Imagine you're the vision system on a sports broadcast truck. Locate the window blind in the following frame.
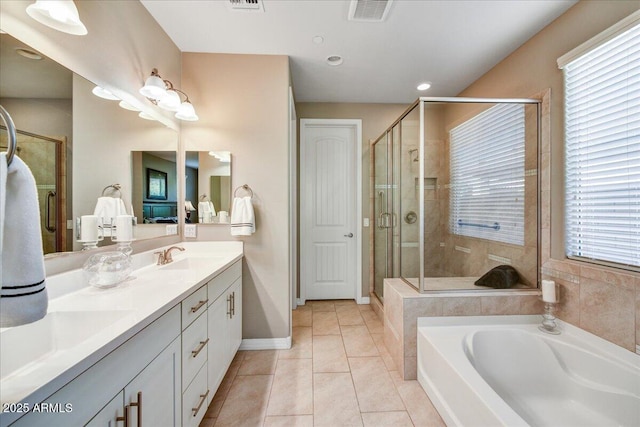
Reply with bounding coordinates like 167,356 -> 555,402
563,20 -> 640,269
449,103 -> 525,246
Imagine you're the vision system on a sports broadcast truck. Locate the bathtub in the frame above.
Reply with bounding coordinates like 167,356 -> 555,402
417,315 -> 640,427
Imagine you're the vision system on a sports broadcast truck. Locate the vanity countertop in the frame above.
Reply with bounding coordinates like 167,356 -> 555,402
0,241 -> 243,411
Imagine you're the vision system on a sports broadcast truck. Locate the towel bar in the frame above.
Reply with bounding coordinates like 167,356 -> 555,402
0,105 -> 17,167
102,184 -> 122,198
233,184 -> 254,198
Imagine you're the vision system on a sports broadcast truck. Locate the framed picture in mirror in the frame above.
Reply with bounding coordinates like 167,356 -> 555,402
147,168 -> 168,200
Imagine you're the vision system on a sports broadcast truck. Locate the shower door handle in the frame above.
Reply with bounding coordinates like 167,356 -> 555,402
344,233 -> 353,238
377,191 -> 385,229
46,190 -> 56,233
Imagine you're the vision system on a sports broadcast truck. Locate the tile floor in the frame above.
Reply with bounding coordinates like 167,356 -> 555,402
199,300 -> 445,426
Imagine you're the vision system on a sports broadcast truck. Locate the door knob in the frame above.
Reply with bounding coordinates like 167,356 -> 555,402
344,233 -> 354,238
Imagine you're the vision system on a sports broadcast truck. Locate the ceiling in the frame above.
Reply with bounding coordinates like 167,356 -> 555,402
141,0 -> 577,104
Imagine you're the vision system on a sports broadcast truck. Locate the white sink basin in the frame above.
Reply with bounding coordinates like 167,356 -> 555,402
161,256 -> 223,270
0,310 -> 130,380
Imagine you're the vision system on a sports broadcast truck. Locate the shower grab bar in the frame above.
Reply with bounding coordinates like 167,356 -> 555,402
0,105 -> 17,167
457,220 -> 500,231
46,191 -> 57,232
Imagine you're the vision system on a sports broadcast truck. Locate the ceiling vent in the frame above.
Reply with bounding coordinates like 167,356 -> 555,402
226,0 -> 264,12
348,0 -> 393,22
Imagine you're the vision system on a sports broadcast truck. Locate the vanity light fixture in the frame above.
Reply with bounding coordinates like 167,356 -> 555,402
138,111 -> 156,121
26,0 -> 88,36
15,48 -> 42,60
140,68 -> 199,121
92,86 -> 120,101
118,100 -> 140,112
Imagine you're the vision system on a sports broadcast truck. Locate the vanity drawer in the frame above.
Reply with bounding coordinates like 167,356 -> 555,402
207,260 -> 242,304
182,311 -> 208,391
182,363 -> 209,427
182,284 -> 208,330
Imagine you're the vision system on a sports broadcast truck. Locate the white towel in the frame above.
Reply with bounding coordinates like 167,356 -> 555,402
198,201 -> 216,223
0,153 -> 48,327
94,196 -> 127,236
230,196 -> 255,236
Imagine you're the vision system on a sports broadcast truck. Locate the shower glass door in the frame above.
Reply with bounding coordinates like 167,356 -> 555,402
373,131 -> 391,301
1,129 -> 65,254
372,123 -> 401,302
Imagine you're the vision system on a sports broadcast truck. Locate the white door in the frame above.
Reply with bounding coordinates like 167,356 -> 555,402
301,119 -> 361,301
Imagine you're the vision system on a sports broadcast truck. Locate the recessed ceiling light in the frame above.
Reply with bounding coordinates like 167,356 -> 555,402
417,82 -> 432,91
326,55 -> 343,66
313,36 -> 324,44
15,48 -> 42,60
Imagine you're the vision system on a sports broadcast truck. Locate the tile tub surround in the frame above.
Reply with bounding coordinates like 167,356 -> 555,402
200,300 -> 445,427
383,279 -> 543,380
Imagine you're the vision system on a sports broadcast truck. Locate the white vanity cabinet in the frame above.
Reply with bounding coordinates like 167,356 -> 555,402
11,306 -> 182,427
207,260 -> 242,405
86,337 -> 181,427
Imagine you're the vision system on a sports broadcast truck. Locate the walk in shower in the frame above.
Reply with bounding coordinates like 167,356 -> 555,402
372,97 -> 540,299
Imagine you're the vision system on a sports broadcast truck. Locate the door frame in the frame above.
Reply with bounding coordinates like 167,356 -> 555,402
299,118 -> 364,305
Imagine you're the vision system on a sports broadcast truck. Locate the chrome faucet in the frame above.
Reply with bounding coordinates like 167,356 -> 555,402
154,246 -> 185,265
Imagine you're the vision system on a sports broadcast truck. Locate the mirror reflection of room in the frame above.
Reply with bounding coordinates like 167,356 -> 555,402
186,151 -> 231,224
131,151 -> 178,224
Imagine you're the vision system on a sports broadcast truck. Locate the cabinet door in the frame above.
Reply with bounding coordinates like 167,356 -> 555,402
207,290 -> 230,404
228,278 -> 242,356
124,337 -> 181,427
85,392 -> 124,427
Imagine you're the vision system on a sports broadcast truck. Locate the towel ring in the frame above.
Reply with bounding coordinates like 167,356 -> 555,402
102,184 -> 122,198
200,194 -> 209,201
0,105 -> 18,167
234,184 -> 254,198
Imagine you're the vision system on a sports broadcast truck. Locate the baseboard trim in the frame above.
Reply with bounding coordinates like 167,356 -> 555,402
296,298 -> 305,306
240,336 -> 292,351
357,296 -> 370,305
636,344 -> 640,355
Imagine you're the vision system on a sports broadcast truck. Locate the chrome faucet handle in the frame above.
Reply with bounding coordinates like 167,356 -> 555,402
163,246 -> 185,264
153,251 -> 165,265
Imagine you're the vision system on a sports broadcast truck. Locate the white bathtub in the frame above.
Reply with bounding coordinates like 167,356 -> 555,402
417,315 -> 640,427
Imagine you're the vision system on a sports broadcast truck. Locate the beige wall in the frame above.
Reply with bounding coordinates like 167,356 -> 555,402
296,103 -> 409,298
458,0 -> 640,351
181,53 -> 291,340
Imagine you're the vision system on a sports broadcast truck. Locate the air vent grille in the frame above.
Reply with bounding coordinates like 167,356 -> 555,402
348,0 -> 393,22
227,0 -> 264,12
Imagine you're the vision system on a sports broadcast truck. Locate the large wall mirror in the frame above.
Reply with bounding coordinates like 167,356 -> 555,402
0,33 -> 178,255
186,151 -> 232,224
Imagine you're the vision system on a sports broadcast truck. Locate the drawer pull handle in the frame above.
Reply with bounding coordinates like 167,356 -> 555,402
190,299 -> 208,313
116,406 -> 128,426
192,389 -> 210,417
129,391 -> 142,427
227,295 -> 232,318
191,338 -> 209,358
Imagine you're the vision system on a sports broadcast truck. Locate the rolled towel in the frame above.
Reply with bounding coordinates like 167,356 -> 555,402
230,196 -> 255,236
1,153 -> 48,327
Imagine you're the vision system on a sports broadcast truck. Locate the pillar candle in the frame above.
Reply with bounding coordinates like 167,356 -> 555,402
541,279 -> 557,303
80,215 -> 99,241
115,215 -> 134,241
